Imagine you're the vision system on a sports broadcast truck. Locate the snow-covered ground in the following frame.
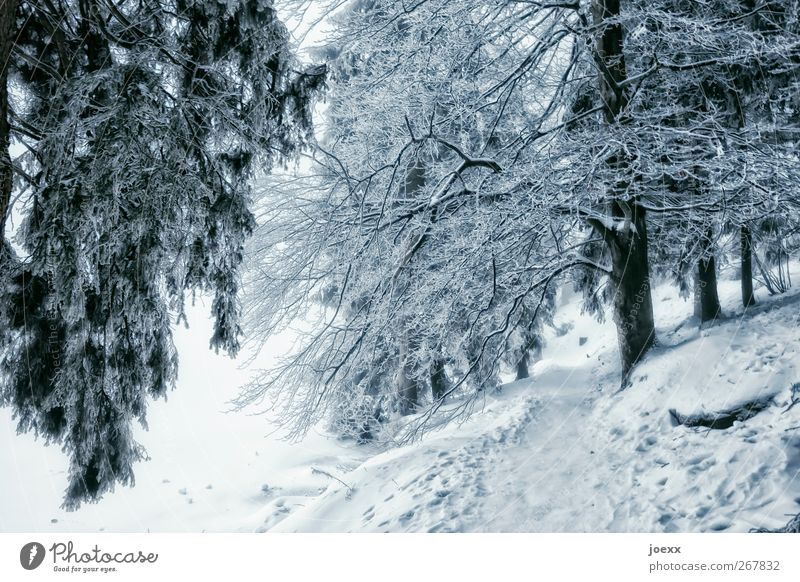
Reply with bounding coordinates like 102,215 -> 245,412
273,271 -> 800,533
0,299 -> 368,532
3,271 -> 800,532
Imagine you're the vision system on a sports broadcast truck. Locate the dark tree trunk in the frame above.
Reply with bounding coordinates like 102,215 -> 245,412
741,224 -> 756,308
516,353 -> 530,381
694,257 -> 722,322
396,373 -> 419,416
606,204 -> 656,381
592,0 -> 656,381
592,0 -> 628,123
515,335 -> 542,381
0,0 -> 18,245
694,229 -> 722,322
430,357 -> 447,401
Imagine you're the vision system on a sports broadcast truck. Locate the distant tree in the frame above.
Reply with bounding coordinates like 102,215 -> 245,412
713,0 -> 800,308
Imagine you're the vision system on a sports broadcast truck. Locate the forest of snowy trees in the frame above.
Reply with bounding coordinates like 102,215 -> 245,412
1,0 -> 799,529
240,0 -> 800,441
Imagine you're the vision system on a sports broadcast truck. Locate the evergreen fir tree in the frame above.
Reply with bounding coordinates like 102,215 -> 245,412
0,0 -> 323,508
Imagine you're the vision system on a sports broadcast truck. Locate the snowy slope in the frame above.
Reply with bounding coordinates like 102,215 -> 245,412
3,272 -> 800,533
0,299 -> 368,532
271,273 -> 800,533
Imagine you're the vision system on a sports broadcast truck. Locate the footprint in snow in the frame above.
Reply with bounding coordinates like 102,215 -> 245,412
695,506 -> 711,518
398,510 -> 415,523
685,453 -> 713,466
610,426 -> 626,438
635,436 -> 658,452
687,457 -> 716,475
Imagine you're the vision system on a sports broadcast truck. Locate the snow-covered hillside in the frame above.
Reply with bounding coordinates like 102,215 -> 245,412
271,274 -> 800,533
0,298 -> 369,532
2,273 -> 800,533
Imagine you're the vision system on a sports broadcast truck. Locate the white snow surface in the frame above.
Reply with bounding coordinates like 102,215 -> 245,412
0,299 -> 367,532
274,273 -> 800,533
3,273 -> 800,532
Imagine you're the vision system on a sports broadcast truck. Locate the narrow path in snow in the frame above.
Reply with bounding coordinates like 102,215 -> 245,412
271,276 -> 800,533
271,365 -> 612,532
451,366 -> 605,532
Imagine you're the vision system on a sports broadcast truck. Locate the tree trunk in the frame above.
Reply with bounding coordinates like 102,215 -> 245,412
515,335 -> 542,381
592,0 -> 656,381
741,224 -> 756,308
516,353 -> 530,381
694,257 -> 722,322
430,357 -> 447,401
396,331 -> 420,416
607,204 -> 656,381
592,0 -> 628,124
394,320 -> 422,417
0,0 -> 18,246
694,228 -> 722,322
